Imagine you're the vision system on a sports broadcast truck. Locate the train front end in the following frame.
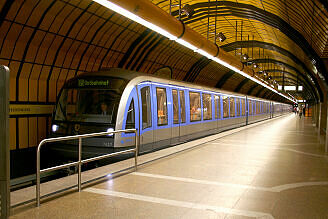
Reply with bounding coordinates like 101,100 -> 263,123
49,75 -> 128,159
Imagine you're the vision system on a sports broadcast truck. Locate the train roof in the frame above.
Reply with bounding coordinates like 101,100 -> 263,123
72,68 -> 289,104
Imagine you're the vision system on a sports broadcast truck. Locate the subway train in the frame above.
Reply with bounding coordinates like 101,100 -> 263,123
49,68 -> 291,159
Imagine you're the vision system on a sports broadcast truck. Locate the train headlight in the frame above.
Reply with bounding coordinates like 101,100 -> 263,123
107,128 -> 114,136
52,124 -> 59,132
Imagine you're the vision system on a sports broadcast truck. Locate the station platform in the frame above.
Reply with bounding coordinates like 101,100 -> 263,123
10,114 -> 328,218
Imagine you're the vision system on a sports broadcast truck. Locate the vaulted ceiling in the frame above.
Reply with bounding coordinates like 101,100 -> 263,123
0,0 -> 327,104
150,0 -> 328,102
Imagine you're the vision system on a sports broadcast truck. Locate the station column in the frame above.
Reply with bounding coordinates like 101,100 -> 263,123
0,65 -> 10,218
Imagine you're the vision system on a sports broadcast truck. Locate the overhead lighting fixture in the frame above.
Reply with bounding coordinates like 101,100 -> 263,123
217,32 -> 226,42
284,86 -> 296,91
263,71 -> 267,76
241,54 -> 249,61
252,63 -> 258,68
92,0 -> 296,104
93,0 -> 177,41
181,4 -> 195,18
268,75 -> 272,80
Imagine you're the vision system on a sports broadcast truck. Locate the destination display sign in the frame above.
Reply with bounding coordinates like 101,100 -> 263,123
78,79 -> 110,87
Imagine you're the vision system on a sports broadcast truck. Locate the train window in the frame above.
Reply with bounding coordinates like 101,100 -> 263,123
267,103 -> 270,113
263,102 -> 266,113
214,95 -> 220,119
125,99 -> 135,129
141,86 -> 152,129
230,97 -> 235,117
256,101 -> 260,114
172,89 -> 179,124
236,98 -> 240,116
241,98 -> 245,116
218,96 -> 221,119
180,90 -> 186,123
223,96 -> 229,118
248,100 -> 252,115
255,101 -> 257,114
189,92 -> 201,121
156,87 -> 168,126
202,93 -> 212,120
66,89 -> 77,116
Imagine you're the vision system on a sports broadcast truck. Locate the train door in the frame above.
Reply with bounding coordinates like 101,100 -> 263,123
137,82 -> 154,152
214,95 -> 220,131
170,88 -> 184,144
178,89 -> 187,142
153,84 -> 171,149
245,96 -> 249,125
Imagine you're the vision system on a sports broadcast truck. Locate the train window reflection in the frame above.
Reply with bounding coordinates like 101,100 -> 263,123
230,97 -> 235,117
141,86 -> 152,129
256,101 -> 260,114
202,93 -> 212,120
156,87 -> 168,126
223,96 -> 229,118
241,98 -> 245,116
236,98 -> 240,116
214,95 -> 219,119
125,99 -> 135,129
179,90 -> 186,123
189,92 -> 201,121
54,89 -> 120,123
248,100 -> 252,115
172,89 -> 179,124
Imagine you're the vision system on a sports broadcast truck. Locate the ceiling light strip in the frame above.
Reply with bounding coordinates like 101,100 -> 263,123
93,0 -> 296,103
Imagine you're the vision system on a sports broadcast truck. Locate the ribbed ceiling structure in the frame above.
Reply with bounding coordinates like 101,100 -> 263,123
151,0 -> 328,102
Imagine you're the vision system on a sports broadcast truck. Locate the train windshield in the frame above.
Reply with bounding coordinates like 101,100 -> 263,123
54,78 -> 127,124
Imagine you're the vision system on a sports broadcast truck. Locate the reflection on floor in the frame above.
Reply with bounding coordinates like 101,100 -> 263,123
11,115 -> 328,219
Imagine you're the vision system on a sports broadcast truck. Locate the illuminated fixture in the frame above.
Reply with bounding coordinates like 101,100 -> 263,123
52,124 -> 58,132
181,4 -> 195,18
217,32 -> 226,42
258,70 -> 263,74
252,63 -> 258,68
268,75 -> 272,80
263,71 -> 267,76
241,54 -> 249,61
92,0 -> 297,104
277,85 -> 303,91
107,128 -> 114,136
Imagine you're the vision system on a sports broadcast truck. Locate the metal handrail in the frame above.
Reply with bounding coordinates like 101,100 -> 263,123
36,128 -> 138,207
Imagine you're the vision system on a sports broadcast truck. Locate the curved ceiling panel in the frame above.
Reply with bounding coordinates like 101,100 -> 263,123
151,0 -> 328,102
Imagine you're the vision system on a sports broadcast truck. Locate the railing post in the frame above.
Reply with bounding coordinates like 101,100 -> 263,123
36,143 -> 42,207
134,129 -> 138,171
35,128 -> 136,206
78,138 -> 82,192
0,65 -> 10,217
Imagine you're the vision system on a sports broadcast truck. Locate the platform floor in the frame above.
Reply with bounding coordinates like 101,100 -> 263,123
11,115 -> 328,219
